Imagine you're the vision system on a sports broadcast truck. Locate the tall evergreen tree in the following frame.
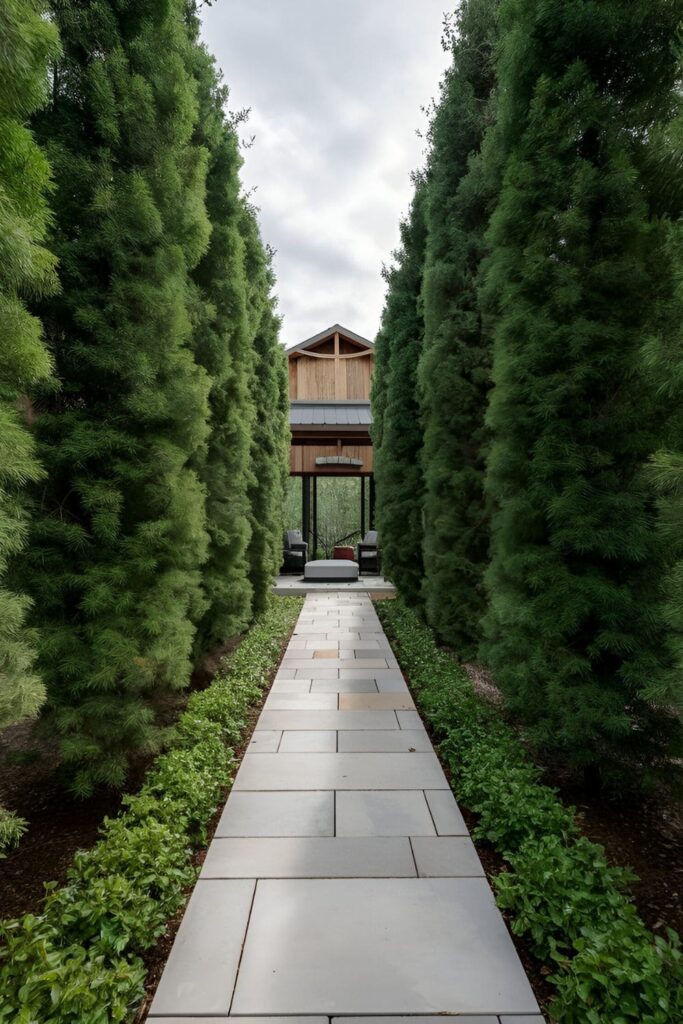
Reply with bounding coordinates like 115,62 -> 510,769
644,105 -> 683,717
371,180 -> 427,604
246,262 -> 289,614
188,35 -> 255,652
25,0 -> 212,795
481,0 -> 683,782
0,0 -> 58,730
419,0 -> 498,656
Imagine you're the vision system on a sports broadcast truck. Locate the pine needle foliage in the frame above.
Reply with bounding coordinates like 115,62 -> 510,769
371,181 -> 428,605
24,0 -> 212,796
481,0 -> 683,783
246,276 -> 289,616
418,0 -> 499,657
188,35 -> 255,652
0,0 -> 58,730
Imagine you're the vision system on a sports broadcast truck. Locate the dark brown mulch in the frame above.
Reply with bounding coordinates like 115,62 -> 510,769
0,638 -> 241,921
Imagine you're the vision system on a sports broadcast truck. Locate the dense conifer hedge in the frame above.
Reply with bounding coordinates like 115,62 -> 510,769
0,0 -> 60,847
0,0 -> 58,729
372,0 -> 683,784
419,0 -> 498,657
0,1 -> 290,798
372,181 -> 427,606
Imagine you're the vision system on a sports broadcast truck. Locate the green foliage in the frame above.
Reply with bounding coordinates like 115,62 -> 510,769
378,597 -> 683,1024
245,235 -> 289,615
371,181 -> 427,604
0,808 -> 28,857
0,0 -> 58,731
21,0 -> 213,796
418,0 -> 498,657
0,596 -> 301,1024
480,0 -> 683,781
189,36 -> 255,651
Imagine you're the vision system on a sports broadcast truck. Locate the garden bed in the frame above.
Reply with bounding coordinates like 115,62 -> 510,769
376,598 -> 682,1024
0,596 -> 302,1024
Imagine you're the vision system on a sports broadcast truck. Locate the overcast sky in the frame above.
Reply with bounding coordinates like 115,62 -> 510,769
199,0 -> 450,347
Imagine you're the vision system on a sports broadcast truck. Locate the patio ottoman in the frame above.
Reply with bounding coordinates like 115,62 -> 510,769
304,559 -> 359,582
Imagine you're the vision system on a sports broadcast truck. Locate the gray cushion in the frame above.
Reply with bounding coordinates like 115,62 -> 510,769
304,559 -> 359,581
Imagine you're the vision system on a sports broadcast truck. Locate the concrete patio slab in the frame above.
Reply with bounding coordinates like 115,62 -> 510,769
269,678 -> 312,693
411,836 -> 484,876
215,791 -> 334,837
264,692 -> 337,709
337,729 -> 431,752
231,878 -> 539,1015
256,708 -> 400,730
425,789 -> 468,835
149,879 -> 254,1016
233,752 -> 449,790
339,692 -> 415,710
310,678 -> 378,692
278,730 -> 337,752
336,790 -> 436,836
333,1018 -> 498,1024
248,730 -> 282,752
396,709 -> 423,729
201,837 -> 416,878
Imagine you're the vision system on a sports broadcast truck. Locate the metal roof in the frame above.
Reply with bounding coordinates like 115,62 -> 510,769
290,400 -> 373,427
286,324 -> 374,356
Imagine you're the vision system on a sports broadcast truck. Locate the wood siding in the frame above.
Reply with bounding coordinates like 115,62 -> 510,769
290,443 -> 374,475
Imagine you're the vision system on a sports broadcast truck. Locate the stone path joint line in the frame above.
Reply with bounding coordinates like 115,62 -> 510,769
148,592 -> 544,1021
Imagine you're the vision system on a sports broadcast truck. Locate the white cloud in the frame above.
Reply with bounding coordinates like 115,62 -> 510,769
200,0 -> 450,346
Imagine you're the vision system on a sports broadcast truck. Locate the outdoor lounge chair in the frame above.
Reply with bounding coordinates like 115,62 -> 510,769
282,529 -> 308,574
357,530 -> 379,575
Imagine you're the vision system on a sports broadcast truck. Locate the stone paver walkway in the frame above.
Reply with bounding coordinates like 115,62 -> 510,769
148,593 -> 543,1022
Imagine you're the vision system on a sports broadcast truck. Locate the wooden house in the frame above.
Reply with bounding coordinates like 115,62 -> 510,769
287,324 -> 375,551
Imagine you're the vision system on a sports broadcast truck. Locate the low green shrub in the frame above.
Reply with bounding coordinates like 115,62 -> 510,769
0,807 -> 27,856
0,595 -> 302,1024
377,598 -> 682,1024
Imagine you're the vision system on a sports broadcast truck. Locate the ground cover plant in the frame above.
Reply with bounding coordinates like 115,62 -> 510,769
0,595 -> 301,1024
376,598 -> 683,1024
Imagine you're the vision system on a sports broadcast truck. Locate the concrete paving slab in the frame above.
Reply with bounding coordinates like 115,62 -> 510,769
333,1018 -> 498,1024
337,729 -> 431,752
310,678 -> 378,693
149,879 -> 254,1016
215,791 -> 334,837
269,678 -> 312,693
231,878 -> 540,1014
201,837 -> 416,878
295,667 -> 339,679
339,692 -> 415,710
497,1015 -> 544,1024
264,692 -> 337,710
499,1017 -> 546,1023
248,730 -> 282,752
411,836 -> 484,876
425,789 -> 468,835
233,752 -> 449,791
256,709 -> 400,730
279,730 -> 337,752
396,709 -> 423,729
336,791 -> 435,836
151,1019 -> 328,1024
